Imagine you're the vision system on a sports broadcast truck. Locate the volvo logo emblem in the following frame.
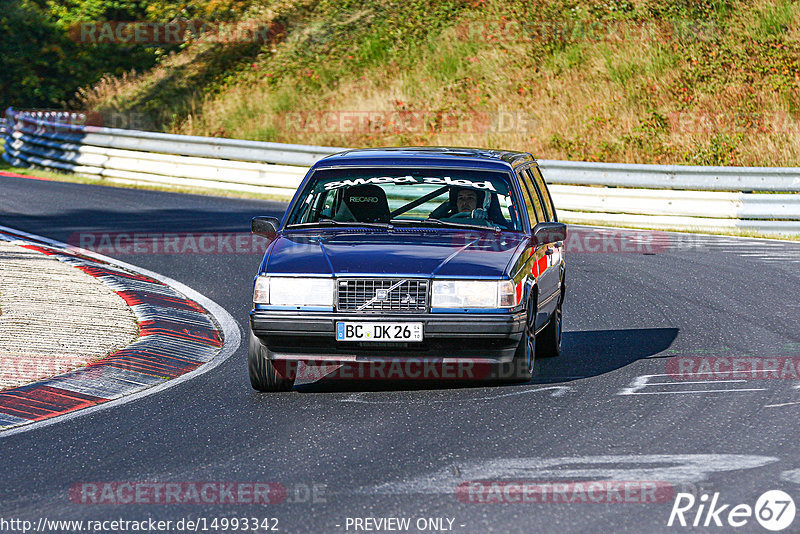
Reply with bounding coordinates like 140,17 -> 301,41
357,280 -> 408,311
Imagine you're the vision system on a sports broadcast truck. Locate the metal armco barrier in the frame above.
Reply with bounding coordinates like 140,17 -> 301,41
3,108 -> 800,235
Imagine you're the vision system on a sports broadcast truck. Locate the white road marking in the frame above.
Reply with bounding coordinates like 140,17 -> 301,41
765,402 -> 800,408
0,224 -> 242,439
653,380 -> 751,385
623,390 -> 767,395
781,469 -> 800,485
618,374 -> 767,396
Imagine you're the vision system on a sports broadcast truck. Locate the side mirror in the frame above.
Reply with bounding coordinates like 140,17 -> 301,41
532,222 -> 567,245
251,216 -> 280,238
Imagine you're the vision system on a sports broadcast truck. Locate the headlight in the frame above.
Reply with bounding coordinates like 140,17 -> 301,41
253,276 -> 334,307
431,280 -> 522,308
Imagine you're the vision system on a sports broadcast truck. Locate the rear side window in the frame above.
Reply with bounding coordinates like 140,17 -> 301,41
515,169 -> 537,228
531,166 -> 557,222
518,168 -> 545,227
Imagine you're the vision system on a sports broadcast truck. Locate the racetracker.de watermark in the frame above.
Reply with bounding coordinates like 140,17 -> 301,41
448,228 -> 680,254
454,19 -> 720,43
68,20 -> 285,45
68,232 -> 272,255
457,480 -> 674,503
69,482 -> 326,505
286,360 -> 497,381
668,111 -> 800,135
13,110 -> 155,132
66,228 -> 689,256
667,357 -> 800,380
0,358 -> 82,384
274,110 -> 539,135
563,228 -> 672,254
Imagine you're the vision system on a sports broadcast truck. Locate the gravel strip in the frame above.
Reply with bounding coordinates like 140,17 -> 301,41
0,241 -> 139,389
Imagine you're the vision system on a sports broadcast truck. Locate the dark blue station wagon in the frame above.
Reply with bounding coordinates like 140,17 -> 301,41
249,147 -> 566,391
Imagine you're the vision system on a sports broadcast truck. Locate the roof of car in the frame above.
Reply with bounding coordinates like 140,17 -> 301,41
311,147 -> 535,171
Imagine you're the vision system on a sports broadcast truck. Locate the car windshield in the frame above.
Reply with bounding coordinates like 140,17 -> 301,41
285,168 -> 523,231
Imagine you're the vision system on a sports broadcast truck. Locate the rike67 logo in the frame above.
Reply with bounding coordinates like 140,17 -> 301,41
668,490 -> 796,531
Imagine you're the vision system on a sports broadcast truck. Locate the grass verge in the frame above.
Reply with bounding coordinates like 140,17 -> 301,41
75,0 -> 800,167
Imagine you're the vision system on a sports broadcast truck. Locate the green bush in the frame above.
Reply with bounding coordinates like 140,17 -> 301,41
1,0 -> 169,110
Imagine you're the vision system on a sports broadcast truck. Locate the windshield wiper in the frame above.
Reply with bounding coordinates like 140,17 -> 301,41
286,218 -> 394,229
390,218 -> 500,232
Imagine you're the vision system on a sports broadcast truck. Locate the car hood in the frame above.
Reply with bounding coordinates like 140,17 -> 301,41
263,229 -> 527,278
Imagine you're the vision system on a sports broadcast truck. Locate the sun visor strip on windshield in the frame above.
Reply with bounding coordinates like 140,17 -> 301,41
310,173 -> 511,196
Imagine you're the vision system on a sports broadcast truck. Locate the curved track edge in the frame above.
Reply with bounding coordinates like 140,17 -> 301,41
0,224 -> 241,437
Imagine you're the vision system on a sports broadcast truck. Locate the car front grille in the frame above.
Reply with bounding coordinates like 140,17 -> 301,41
337,278 -> 428,312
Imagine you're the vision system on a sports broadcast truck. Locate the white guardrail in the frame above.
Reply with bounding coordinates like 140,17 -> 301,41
3,108 -> 800,235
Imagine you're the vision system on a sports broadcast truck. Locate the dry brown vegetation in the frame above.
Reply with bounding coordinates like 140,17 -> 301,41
77,0 -> 800,166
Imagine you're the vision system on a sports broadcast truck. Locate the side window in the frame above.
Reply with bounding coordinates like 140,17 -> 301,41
531,166 -> 557,222
520,169 -> 546,226
515,168 -> 539,229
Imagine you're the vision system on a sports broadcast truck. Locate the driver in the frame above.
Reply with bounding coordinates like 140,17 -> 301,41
428,186 -> 490,221
429,185 -> 509,227
456,189 -> 479,214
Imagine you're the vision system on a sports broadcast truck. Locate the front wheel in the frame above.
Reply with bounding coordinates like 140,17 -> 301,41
536,303 -> 562,359
497,322 -> 535,382
248,330 -> 295,392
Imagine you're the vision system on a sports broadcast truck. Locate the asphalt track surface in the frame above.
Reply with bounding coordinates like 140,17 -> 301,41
2,175 -> 800,534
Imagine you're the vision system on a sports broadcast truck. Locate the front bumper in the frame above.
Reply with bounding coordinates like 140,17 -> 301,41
250,310 -> 525,363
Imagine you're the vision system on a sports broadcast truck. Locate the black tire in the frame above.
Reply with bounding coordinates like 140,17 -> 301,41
536,303 -> 562,359
248,330 -> 295,392
511,323 -> 535,381
497,316 -> 535,382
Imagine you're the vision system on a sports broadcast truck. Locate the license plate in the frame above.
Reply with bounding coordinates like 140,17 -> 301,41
336,322 -> 423,342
